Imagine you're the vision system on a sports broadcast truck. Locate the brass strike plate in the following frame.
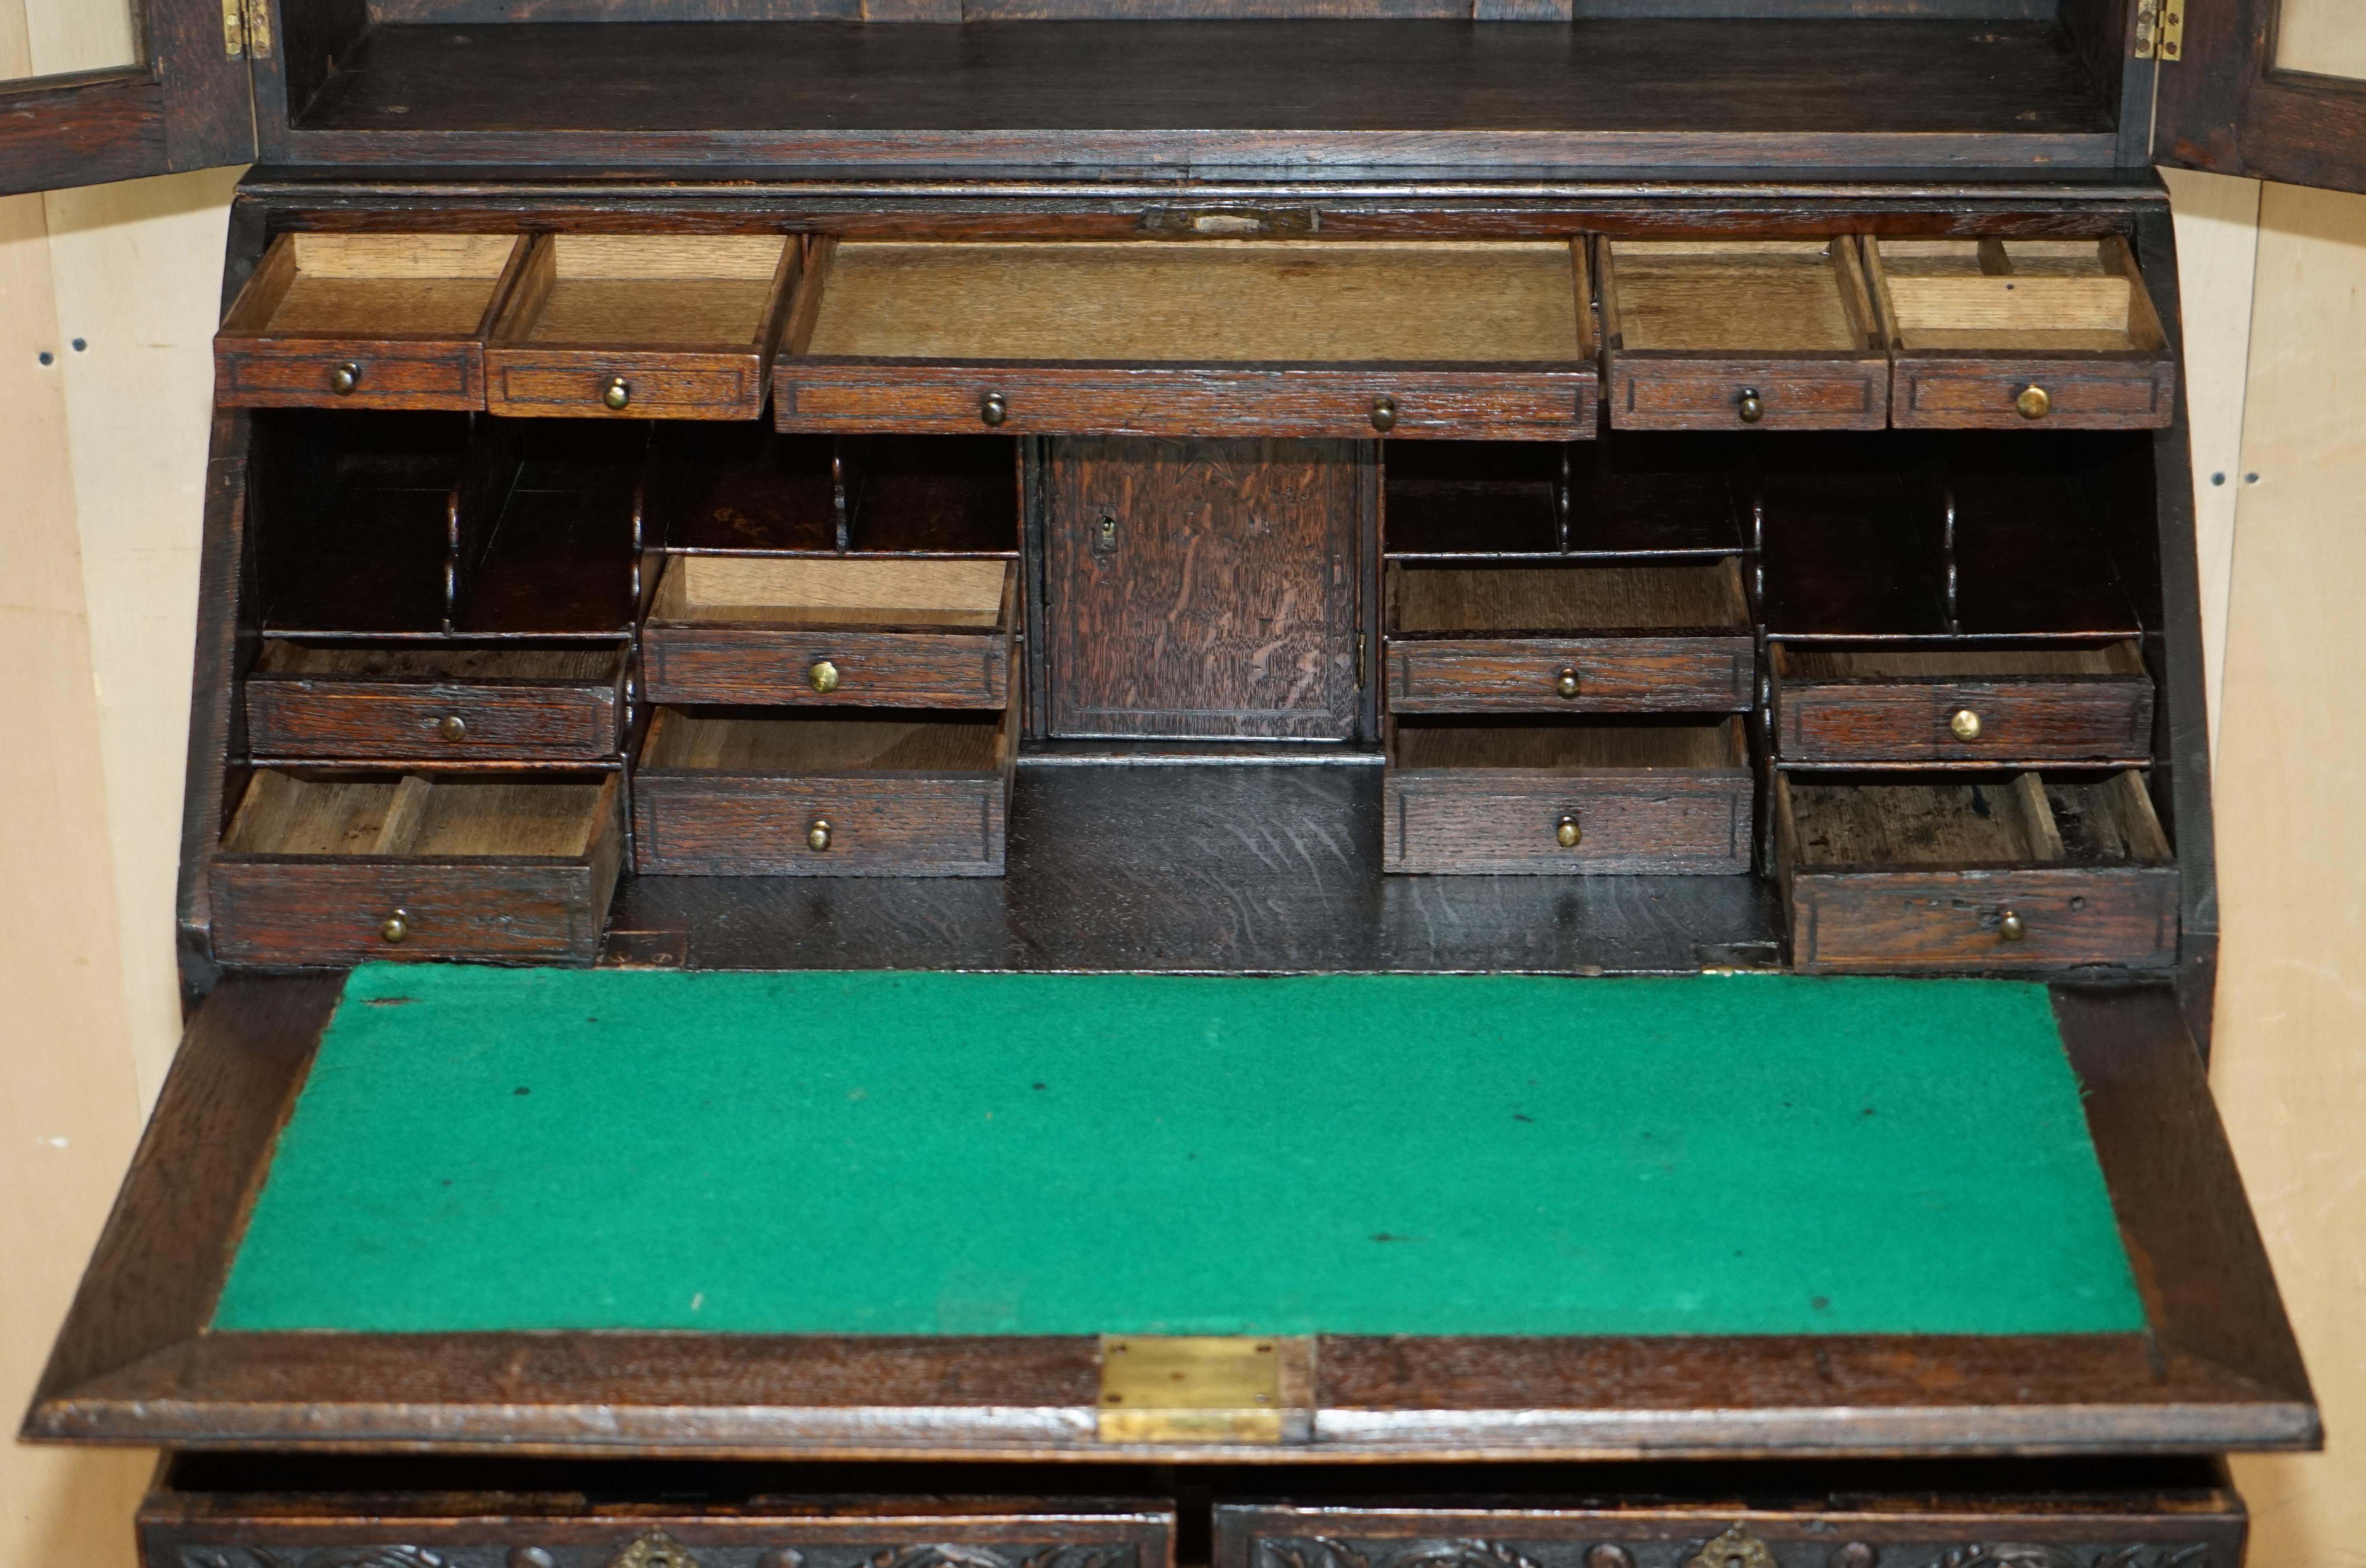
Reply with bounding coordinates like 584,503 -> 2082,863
1095,1334 -> 1314,1444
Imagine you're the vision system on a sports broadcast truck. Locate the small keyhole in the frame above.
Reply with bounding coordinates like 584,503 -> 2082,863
1095,514 -> 1119,556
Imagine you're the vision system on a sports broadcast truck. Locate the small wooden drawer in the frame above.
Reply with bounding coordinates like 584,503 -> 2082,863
1600,238 -> 1888,430
775,239 -> 1599,439
214,233 -> 523,410
245,643 -> 629,761
1384,559 -> 1753,714
642,555 -> 1014,708
1384,716 -> 1751,874
1870,236 -> 2176,429
1776,770 -> 2178,972
211,771 -> 624,965
633,706 -> 1013,876
1771,641 -> 2154,765
486,234 -> 798,420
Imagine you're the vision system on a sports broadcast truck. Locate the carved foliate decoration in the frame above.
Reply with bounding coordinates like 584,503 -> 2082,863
2091,1549 -> 2211,1568
180,1549 -> 447,1568
1687,1526 -> 1779,1568
868,1546 -> 1018,1568
1259,1537 -> 1543,1568
611,1532 -> 702,1568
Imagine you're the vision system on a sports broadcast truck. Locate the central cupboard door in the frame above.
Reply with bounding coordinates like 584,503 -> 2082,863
1044,437 -> 1365,740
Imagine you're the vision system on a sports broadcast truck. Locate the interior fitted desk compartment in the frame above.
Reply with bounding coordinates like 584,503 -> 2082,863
1775,772 -> 2177,972
775,241 -> 1598,439
633,706 -> 1014,876
214,234 -> 523,410
1870,237 -> 2176,429
210,772 -> 625,965
1771,642 -> 2154,767
1599,240 -> 1888,430
485,235 -> 797,420
1384,561 -> 1753,714
245,644 -> 629,763
643,557 -> 1015,709
1385,717 -> 1750,874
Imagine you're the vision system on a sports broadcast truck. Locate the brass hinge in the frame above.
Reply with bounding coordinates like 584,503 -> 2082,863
1095,1335 -> 1314,1445
222,0 -> 272,58
2134,0 -> 2184,61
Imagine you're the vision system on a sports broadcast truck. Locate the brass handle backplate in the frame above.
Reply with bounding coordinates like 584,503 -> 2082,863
602,376 -> 631,410
437,714 -> 468,742
2016,384 -> 2052,420
1555,666 -> 1581,700
807,659 -> 841,694
1737,387 -> 1765,423
979,390 -> 1008,426
1556,814 -> 1582,849
380,909 -> 410,944
1370,395 -> 1398,433
1998,909 -> 2027,941
329,361 -> 361,395
1949,708 -> 1983,742
807,819 -> 832,852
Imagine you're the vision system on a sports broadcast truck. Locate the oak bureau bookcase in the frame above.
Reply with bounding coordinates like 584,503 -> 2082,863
8,0 -> 2362,1565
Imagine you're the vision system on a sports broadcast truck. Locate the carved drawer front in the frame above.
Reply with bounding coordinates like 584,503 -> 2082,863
214,233 -> 525,411
245,645 -> 629,762
641,557 -> 1014,709
1598,239 -> 1890,431
1775,772 -> 2179,972
1213,1500 -> 2242,1568
484,234 -> 799,420
142,1502 -> 1175,1568
1769,642 -> 2154,766
209,772 -> 626,965
773,239 -> 1599,440
1868,236 -> 2176,431
1384,716 -> 1752,874
1384,561 -> 1753,715
632,705 -> 1014,876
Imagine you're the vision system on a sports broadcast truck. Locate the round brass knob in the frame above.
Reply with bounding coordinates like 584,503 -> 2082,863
1370,396 -> 1399,433
508,1550 -> 557,1568
329,361 -> 361,395
437,714 -> 467,742
1737,387 -> 1765,423
807,819 -> 832,852
1998,909 -> 2027,941
601,376 -> 630,410
1555,666 -> 1581,700
2016,384 -> 2052,420
807,659 -> 842,694
1830,1546 -> 1877,1568
1556,814 -> 1582,849
1949,708 -> 1983,742
1585,1549 -> 1635,1568
380,909 -> 410,945
979,390 -> 1008,426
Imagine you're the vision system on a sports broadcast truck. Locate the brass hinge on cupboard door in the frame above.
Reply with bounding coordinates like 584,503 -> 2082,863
222,0 -> 273,57
2134,0 -> 2183,61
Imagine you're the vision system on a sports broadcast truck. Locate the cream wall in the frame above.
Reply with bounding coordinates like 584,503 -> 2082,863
0,166 -> 2359,1565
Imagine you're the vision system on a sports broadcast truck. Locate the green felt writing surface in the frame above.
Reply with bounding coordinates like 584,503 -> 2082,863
211,968 -> 2143,1337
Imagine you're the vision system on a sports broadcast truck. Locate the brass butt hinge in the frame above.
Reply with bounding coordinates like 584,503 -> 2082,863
222,0 -> 272,58
1095,1335 -> 1314,1445
2134,0 -> 2183,61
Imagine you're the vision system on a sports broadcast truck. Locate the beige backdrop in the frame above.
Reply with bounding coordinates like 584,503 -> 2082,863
0,157 -> 2358,1563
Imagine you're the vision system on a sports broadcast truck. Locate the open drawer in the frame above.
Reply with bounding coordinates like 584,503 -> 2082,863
1384,559 -> 1753,714
214,234 -> 523,410
1599,239 -> 1888,430
1770,641 -> 2154,767
485,234 -> 798,420
245,644 -> 629,762
1869,236 -> 2175,429
774,240 -> 1598,439
642,556 -> 1014,708
633,705 -> 1015,876
211,771 -> 625,965
1384,716 -> 1751,874
1775,771 -> 2177,972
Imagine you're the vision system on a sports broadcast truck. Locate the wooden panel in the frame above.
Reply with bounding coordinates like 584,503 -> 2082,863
1042,437 -> 1364,740
244,645 -> 627,761
1770,642 -> 2154,764
2158,0 -> 2366,195
1388,638 -> 1753,713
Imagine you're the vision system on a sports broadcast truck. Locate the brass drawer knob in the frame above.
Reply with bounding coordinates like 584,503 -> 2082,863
380,909 -> 410,944
807,818 -> 832,852
508,1550 -> 557,1568
602,376 -> 631,410
329,361 -> 361,395
437,714 -> 468,742
1555,666 -> 1581,700
1370,395 -> 1399,433
1999,909 -> 2027,941
1556,814 -> 1582,849
1949,707 -> 1983,742
1585,1550 -> 1634,1568
2016,384 -> 2052,420
1737,387 -> 1765,423
979,390 -> 1008,426
807,659 -> 841,694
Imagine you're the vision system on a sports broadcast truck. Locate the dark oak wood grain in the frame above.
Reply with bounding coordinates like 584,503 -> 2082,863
245,646 -> 629,761
1769,643 -> 2156,766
